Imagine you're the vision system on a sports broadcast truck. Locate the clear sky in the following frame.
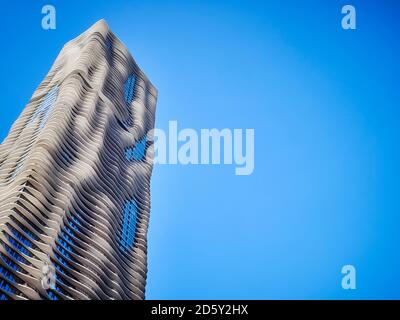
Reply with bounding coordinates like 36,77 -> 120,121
0,0 -> 399,299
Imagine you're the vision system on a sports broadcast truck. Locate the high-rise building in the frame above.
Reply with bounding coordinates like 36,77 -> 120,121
0,20 -> 157,300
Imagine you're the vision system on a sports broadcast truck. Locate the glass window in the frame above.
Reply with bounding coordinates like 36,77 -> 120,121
124,75 -> 135,105
120,200 -> 138,252
125,137 -> 146,161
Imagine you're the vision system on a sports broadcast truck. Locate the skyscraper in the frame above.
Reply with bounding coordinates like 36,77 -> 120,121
0,20 -> 157,300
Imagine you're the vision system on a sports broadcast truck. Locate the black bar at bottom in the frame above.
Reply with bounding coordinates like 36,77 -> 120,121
0,300 -> 397,318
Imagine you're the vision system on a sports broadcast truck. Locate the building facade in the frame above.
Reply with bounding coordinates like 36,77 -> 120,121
0,20 -> 157,300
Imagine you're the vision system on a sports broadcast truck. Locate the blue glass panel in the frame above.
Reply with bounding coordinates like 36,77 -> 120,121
60,231 -> 75,246
71,213 -> 82,226
16,222 -> 39,240
55,253 -> 68,268
52,213 -> 82,278
0,265 -> 15,283
0,253 -> 23,272
124,75 -> 136,126
55,263 -> 66,275
47,290 -> 59,300
125,136 -> 147,161
69,221 -> 79,231
10,227 -> 33,249
5,246 -> 29,264
8,237 -> 32,257
56,245 -> 71,260
58,238 -> 72,252
119,200 -> 138,251
124,75 -> 135,105
0,279 -> 14,295
55,273 -> 64,284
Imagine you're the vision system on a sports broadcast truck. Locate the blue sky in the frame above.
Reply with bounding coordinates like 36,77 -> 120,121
1,0 -> 399,299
